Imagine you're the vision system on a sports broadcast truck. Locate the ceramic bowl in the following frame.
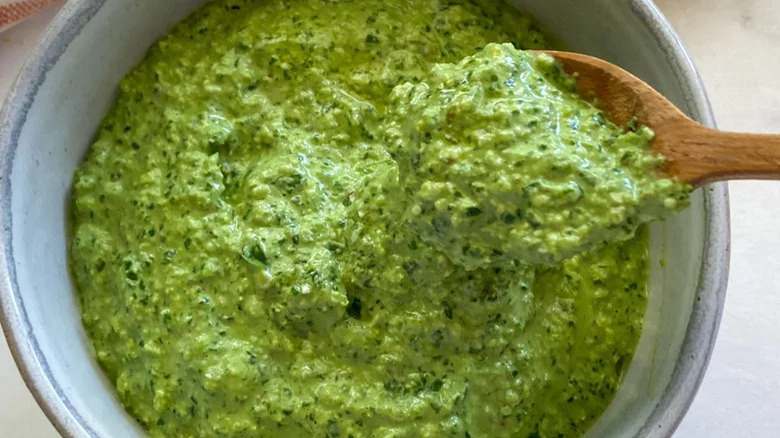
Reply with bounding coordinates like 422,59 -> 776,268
0,0 -> 729,437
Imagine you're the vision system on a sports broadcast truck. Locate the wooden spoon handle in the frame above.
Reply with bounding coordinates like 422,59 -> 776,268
660,121 -> 780,187
541,50 -> 780,187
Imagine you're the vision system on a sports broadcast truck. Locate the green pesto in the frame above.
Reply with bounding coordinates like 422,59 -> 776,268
70,0 -> 669,437
387,43 -> 690,268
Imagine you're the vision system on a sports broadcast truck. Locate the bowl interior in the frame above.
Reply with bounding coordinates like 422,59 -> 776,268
4,0 -> 711,437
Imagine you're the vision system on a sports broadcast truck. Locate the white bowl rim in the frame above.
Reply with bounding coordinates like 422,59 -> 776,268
0,0 -> 730,437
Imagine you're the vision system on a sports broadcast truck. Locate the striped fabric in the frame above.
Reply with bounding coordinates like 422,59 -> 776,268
0,0 -> 60,32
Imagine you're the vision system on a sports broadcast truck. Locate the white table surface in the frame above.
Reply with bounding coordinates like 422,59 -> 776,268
1,1 -> 778,436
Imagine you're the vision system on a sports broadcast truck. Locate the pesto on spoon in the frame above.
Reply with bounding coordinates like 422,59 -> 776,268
386,43 -> 690,268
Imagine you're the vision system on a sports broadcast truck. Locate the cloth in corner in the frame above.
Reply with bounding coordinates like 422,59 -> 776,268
0,0 -> 60,33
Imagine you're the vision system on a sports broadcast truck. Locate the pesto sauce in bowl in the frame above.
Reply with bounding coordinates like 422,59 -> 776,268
69,0 -> 686,437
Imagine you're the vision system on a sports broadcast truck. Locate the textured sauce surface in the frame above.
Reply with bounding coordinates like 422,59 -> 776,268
388,43 -> 689,267
69,0 -> 679,437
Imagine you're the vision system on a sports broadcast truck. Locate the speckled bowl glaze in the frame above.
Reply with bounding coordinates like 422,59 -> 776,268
0,0 -> 729,437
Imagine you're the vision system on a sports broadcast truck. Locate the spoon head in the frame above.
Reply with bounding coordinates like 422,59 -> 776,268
537,50 -> 702,185
536,50 -> 689,128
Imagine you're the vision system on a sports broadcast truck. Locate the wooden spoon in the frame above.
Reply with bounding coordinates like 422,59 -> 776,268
541,51 -> 780,187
